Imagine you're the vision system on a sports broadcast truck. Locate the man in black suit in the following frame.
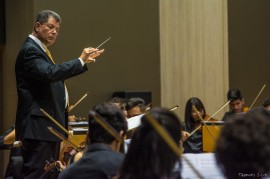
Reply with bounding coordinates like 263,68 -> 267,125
15,10 -> 104,178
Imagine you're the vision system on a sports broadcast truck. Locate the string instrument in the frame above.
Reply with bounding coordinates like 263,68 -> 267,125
41,92 -> 89,173
44,158 -> 61,172
43,127 -> 85,173
183,100 -> 230,141
194,114 -> 217,132
44,143 -> 86,173
192,105 -> 217,142
243,107 -> 249,112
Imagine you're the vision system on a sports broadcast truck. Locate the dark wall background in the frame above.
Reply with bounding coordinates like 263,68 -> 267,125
0,0 -> 5,43
228,0 -> 270,106
36,0 -> 161,118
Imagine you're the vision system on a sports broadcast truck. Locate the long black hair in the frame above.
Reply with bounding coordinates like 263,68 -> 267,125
118,108 -> 182,179
184,97 -> 206,131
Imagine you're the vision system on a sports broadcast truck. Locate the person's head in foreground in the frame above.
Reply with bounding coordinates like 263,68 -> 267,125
118,107 -> 182,179
215,107 -> 270,179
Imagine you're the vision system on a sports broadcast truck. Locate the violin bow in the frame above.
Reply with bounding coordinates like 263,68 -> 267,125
184,100 -> 230,141
169,105 -> 179,111
40,108 -> 82,144
67,92 -> 89,112
145,113 -> 204,179
90,111 -> 123,144
192,105 -> 216,142
145,102 -> 152,111
249,84 -> 266,110
47,127 -> 82,152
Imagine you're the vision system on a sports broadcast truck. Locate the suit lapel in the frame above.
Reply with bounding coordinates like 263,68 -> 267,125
26,37 -> 54,64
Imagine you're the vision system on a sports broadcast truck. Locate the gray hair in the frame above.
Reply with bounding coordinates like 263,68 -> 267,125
35,10 -> 61,24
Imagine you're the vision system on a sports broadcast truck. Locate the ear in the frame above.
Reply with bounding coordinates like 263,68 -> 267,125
34,22 -> 41,32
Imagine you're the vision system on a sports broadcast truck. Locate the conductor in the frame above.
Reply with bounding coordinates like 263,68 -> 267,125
15,10 -> 104,178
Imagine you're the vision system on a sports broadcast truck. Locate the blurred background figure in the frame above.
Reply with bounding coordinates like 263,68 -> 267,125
125,98 -> 146,118
109,97 -> 128,119
222,89 -> 247,121
262,98 -> 270,110
215,107 -> 270,179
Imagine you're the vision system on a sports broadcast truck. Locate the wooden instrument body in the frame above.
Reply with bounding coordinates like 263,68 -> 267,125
202,121 -> 224,152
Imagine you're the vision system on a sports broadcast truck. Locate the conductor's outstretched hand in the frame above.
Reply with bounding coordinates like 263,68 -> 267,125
80,47 -> 105,63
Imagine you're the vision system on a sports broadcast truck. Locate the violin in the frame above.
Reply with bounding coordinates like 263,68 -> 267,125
44,146 -> 85,173
44,158 -> 66,172
243,107 -> 249,112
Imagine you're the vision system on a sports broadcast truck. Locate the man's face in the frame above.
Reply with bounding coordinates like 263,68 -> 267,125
127,106 -> 143,118
229,99 -> 244,113
35,16 -> 60,46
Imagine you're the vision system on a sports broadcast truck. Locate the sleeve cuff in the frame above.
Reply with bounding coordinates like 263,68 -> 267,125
79,58 -> 85,66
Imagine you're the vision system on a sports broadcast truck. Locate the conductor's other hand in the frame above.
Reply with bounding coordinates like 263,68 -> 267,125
80,47 -> 105,63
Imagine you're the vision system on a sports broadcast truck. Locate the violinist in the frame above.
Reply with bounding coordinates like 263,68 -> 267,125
221,88 -> 248,122
0,126 -> 22,178
44,132 -> 88,176
109,97 -> 128,119
124,97 -> 146,138
183,97 -> 217,153
58,102 -> 127,179
125,97 -> 146,118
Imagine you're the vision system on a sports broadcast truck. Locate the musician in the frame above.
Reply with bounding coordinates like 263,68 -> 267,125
263,98 -> 270,110
58,102 -> 127,179
0,126 -> 15,150
0,126 -> 22,178
15,10 -> 104,178
221,88 -> 247,122
215,107 -> 270,178
109,97 -> 128,118
183,97 -> 216,153
125,97 -> 146,118
116,108 -> 182,179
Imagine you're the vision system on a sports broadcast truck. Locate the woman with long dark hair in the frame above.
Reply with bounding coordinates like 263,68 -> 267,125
183,97 -> 216,153
117,108 -> 182,179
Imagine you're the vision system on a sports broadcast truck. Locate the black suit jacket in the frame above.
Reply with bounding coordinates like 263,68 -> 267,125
15,37 -> 88,141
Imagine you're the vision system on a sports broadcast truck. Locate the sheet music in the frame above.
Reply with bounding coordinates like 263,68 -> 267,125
181,153 -> 225,179
127,114 -> 144,130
